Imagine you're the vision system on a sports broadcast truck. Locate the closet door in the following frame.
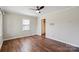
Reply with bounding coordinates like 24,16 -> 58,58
0,11 -> 3,49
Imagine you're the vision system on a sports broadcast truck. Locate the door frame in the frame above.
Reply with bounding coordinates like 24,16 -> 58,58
41,18 -> 46,37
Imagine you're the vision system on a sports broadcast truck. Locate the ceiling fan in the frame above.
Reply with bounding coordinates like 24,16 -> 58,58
30,6 -> 44,13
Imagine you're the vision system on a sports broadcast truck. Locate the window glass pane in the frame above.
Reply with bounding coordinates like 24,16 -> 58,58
23,19 -> 30,25
23,26 -> 30,31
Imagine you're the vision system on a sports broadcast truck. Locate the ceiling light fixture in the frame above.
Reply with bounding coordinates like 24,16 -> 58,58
36,10 -> 40,13
30,6 -> 44,13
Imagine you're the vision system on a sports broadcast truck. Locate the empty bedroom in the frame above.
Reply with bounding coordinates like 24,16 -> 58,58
0,6 -> 79,52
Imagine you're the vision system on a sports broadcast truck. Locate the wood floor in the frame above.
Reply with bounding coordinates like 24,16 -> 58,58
1,35 -> 79,52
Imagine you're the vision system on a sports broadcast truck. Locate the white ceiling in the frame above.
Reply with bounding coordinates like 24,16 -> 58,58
0,6 -> 74,17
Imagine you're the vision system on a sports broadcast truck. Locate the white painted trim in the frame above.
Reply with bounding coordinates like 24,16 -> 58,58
0,41 -> 3,50
46,36 -> 79,48
0,36 -> 3,50
3,34 -> 36,41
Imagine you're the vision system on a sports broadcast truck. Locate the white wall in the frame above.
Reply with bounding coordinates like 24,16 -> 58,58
37,7 -> 79,47
3,12 -> 37,40
0,11 -> 3,49
36,16 -> 42,35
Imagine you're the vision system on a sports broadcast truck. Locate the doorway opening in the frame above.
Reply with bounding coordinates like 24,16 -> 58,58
41,17 -> 46,38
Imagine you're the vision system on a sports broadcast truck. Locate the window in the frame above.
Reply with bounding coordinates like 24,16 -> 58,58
22,19 -> 30,31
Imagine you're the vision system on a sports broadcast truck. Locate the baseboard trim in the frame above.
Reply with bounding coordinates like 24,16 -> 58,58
3,34 -> 36,41
46,36 -> 79,48
0,41 -> 3,51
0,36 -> 3,50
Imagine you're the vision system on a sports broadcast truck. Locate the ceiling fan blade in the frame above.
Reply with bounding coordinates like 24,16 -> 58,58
29,8 -> 36,10
40,6 -> 44,9
29,6 -> 44,14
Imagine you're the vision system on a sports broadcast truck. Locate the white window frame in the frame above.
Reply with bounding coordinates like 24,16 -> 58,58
22,19 -> 30,31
